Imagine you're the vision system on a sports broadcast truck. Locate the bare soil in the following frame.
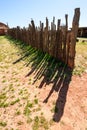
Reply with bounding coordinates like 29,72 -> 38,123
0,36 -> 87,130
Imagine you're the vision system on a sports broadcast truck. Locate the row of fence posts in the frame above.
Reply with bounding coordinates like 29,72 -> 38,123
8,8 -> 80,68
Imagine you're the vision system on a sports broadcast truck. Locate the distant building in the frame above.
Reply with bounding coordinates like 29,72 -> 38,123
0,22 -> 9,35
77,27 -> 87,38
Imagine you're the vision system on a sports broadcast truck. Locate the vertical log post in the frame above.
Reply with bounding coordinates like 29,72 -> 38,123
57,19 -> 62,60
40,22 -> 44,51
31,20 -> 36,47
63,14 -> 68,63
46,17 -> 49,53
43,17 -> 49,53
56,19 -> 61,59
68,8 -> 80,68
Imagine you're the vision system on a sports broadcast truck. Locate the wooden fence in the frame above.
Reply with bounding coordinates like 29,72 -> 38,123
8,8 -> 80,68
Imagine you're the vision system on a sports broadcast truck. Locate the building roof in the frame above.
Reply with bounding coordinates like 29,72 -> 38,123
0,22 -> 9,29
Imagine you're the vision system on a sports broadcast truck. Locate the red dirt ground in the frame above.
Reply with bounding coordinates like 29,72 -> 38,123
34,72 -> 87,130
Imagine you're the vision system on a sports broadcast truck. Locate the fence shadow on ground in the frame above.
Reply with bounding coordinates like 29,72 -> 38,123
6,36 -> 73,122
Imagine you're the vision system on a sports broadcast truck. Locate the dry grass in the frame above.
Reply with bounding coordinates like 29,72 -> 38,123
0,36 -> 53,130
73,38 -> 87,75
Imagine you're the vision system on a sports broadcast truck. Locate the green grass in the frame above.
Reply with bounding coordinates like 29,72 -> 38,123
19,90 -> 23,95
32,116 -> 49,130
15,109 -> 21,115
0,93 -> 6,99
23,101 -> 32,116
0,53 -> 5,62
0,101 -> 9,108
74,38 -> 87,75
34,99 -> 38,104
10,98 -> 20,105
23,107 -> 31,116
2,80 -> 6,83
32,116 -> 39,130
0,121 -> 7,127
9,83 -> 13,88
22,95 -> 29,100
0,97 -> 20,108
27,117 -> 32,124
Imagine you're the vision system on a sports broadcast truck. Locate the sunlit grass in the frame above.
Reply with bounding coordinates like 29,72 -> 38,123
10,98 -> 20,105
32,115 -> 49,130
0,121 -> 7,127
74,38 -> 87,75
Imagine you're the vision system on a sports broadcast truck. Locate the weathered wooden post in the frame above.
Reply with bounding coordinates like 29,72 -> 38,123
68,8 -> 80,68
39,21 -> 44,51
56,19 -> 63,60
31,20 -> 36,47
63,14 -> 68,63
44,17 -> 49,53
50,17 -> 56,56
56,19 -> 61,59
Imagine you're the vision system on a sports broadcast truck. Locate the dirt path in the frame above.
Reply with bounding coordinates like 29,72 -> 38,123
0,36 -> 87,130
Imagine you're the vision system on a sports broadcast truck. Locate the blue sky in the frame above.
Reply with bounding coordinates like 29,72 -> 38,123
0,0 -> 87,28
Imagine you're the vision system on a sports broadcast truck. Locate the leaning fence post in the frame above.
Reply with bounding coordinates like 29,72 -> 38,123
68,8 -> 80,68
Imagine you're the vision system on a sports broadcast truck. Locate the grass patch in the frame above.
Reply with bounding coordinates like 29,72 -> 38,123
2,80 -> 6,83
9,83 -> 13,88
0,93 -> 6,99
32,116 -> 39,130
0,121 -> 7,127
32,116 -> 49,130
74,38 -> 87,75
34,99 -> 38,104
10,95 -> 15,98
0,53 -> 5,62
22,95 -> 29,100
15,109 -> 21,115
19,89 -> 28,96
23,101 -> 33,116
73,66 -> 85,76
10,98 -> 20,105
24,107 -> 31,116
0,101 -> 9,108
27,117 -> 32,124
19,90 -> 23,95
